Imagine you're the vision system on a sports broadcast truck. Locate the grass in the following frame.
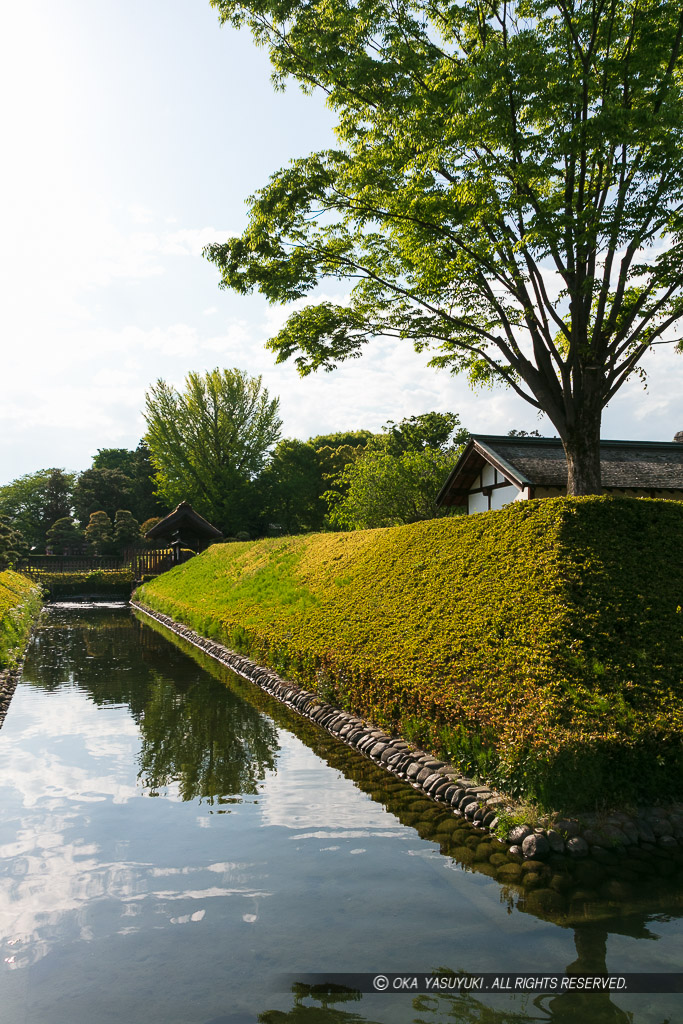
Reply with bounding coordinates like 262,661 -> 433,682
136,496 -> 683,812
0,570 -> 42,671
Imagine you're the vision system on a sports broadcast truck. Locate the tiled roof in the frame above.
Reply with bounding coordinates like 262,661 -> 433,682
437,435 -> 683,505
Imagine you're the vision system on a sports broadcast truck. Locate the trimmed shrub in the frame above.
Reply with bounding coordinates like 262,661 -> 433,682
28,568 -> 133,599
136,497 -> 683,811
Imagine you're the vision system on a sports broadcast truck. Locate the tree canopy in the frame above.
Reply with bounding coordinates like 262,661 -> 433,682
327,411 -> 468,528
113,510 -> 141,549
0,468 -> 75,549
255,428 -> 374,535
46,517 -> 83,556
206,0 -> 683,494
85,511 -> 114,555
144,367 -> 282,534
91,443 -> 162,524
92,448 -> 139,475
0,515 -> 24,569
73,468 -> 134,527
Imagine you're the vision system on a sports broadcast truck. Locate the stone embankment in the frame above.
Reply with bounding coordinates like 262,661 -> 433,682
131,601 -> 683,882
0,665 -> 22,730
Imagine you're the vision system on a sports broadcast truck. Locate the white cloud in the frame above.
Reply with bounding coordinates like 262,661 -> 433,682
128,205 -> 155,226
158,228 -> 234,258
4,285 -> 681,485
258,732 -> 404,832
1,0 -> 680,488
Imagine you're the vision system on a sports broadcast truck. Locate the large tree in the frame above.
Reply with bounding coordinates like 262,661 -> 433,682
254,428 -> 373,534
0,468 -> 75,549
72,468 -> 134,527
206,0 -> 683,494
143,368 -> 282,534
91,443 -> 163,523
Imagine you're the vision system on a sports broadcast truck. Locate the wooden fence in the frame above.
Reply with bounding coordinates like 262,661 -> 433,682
17,548 -> 194,578
19,555 -> 127,572
131,549 -> 174,577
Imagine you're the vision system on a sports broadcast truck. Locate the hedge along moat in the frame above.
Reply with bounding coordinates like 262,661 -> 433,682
0,569 -> 42,726
30,569 -> 134,602
135,496 -> 683,814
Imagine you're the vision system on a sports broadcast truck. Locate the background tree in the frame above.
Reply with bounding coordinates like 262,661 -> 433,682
85,511 -> 114,555
327,412 -> 468,528
254,428 -> 372,535
254,438 -> 328,535
143,367 -> 282,534
377,412 -> 468,457
113,509 -> 141,551
92,442 -> 163,523
41,469 -> 74,535
46,516 -> 83,555
328,448 -> 463,529
0,468 -> 75,550
206,0 -> 683,495
73,468 -> 133,527
140,517 -> 163,546
0,515 -> 24,569
92,448 -> 138,475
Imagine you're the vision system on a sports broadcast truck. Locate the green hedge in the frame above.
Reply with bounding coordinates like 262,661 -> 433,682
27,569 -> 133,599
136,497 -> 683,811
0,570 -> 42,670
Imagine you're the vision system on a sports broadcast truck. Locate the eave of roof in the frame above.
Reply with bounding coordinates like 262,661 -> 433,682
436,435 -> 683,506
436,437 -> 528,506
473,438 -> 533,488
145,501 -> 223,539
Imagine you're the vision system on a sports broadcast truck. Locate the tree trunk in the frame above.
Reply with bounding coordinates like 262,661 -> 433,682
562,409 -> 603,496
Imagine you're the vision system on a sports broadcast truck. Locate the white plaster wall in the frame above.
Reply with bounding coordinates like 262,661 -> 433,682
609,488 -> 683,500
491,484 -> 520,510
468,490 -> 489,514
482,464 -> 496,487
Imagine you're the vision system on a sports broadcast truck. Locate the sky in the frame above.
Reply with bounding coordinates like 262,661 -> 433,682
1,0 -> 682,486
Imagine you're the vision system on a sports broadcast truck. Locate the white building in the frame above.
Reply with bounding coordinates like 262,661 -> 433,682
436,434 -> 683,515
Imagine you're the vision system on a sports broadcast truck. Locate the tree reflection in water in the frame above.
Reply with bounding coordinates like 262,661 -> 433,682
259,983 -> 380,1024
258,935 -> 645,1024
138,670 -> 278,801
23,607 -> 280,803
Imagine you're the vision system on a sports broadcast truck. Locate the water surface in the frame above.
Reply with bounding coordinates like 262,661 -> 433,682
0,605 -> 681,1024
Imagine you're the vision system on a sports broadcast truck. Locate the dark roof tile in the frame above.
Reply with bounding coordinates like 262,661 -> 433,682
437,435 -> 683,505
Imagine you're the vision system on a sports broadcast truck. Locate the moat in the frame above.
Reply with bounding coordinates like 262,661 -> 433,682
0,604 -> 681,1024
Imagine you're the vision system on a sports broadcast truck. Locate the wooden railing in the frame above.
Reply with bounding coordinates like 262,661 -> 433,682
19,555 -> 127,572
17,548 -> 194,578
131,549 -> 174,577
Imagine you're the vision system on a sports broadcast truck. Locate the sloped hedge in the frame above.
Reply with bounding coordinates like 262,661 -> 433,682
0,570 -> 42,670
136,497 -> 683,811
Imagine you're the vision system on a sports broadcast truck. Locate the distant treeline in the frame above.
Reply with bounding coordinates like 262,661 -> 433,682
0,368 -> 472,567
